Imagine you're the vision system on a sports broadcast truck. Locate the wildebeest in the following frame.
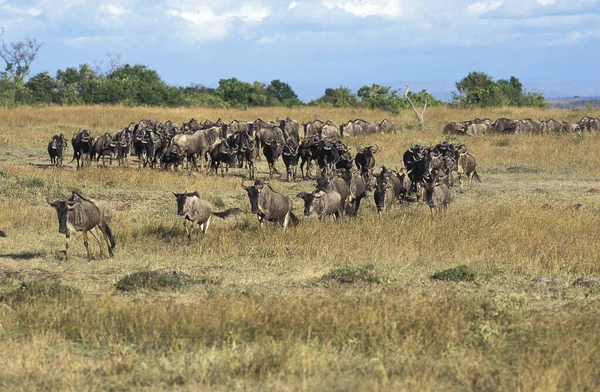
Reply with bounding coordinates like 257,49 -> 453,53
541,118 -> 563,133
443,122 -> 469,135
303,119 -> 325,138
298,135 -> 320,179
562,122 -> 581,133
241,179 -> 299,230
70,129 -> 93,169
465,118 -> 492,136
514,118 -> 546,135
209,140 -> 238,176
355,145 -> 379,187
114,127 -> 132,167
47,192 -> 115,262
279,117 -> 300,148
337,168 -> 367,216
491,118 -> 518,134
91,132 -> 117,166
48,134 -> 67,167
373,168 -> 398,219
262,138 -> 281,178
424,176 -> 451,216
296,190 -> 343,222
171,126 -> 220,171
173,191 -> 240,243
321,121 -> 341,140
578,117 -> 600,132
315,174 -> 350,216
281,142 -> 299,181
456,146 -> 480,187
380,119 -> 396,133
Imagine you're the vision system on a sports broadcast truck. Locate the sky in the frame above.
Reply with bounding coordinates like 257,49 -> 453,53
1,0 -> 599,101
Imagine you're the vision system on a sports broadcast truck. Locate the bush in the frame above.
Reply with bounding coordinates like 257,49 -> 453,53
115,269 -> 198,292
321,264 -> 381,284
431,265 -> 476,282
0,281 -> 81,304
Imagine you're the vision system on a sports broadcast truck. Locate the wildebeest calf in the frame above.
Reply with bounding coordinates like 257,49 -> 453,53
48,192 -> 115,261
424,177 -> 451,216
173,191 -> 240,243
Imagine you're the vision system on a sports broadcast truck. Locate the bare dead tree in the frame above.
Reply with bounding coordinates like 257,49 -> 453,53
404,83 -> 427,132
0,29 -> 43,82
91,53 -> 122,76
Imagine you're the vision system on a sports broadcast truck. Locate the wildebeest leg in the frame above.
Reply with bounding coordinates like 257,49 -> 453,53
83,231 -> 92,262
64,233 -> 70,261
258,216 -> 265,229
202,216 -> 212,234
89,228 -> 105,257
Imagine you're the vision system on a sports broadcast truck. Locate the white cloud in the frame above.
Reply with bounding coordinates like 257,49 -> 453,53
323,0 -> 402,18
536,0 -> 557,5
166,2 -> 271,43
100,4 -> 129,16
467,1 -> 503,15
288,1 -> 299,10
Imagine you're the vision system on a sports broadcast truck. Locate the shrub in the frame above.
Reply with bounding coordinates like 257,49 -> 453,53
321,264 -> 381,284
0,281 -> 81,304
115,269 -> 197,292
431,265 -> 476,282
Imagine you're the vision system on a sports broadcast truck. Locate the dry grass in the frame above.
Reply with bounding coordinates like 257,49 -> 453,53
1,105 -> 600,391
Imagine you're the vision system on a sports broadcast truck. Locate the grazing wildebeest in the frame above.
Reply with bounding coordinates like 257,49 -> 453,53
456,146 -> 480,187
296,190 -> 343,222
71,129 -> 93,169
424,176 -> 451,216
443,122 -> 469,135
48,134 -> 67,167
341,120 -> 361,137
91,132 -> 117,166
47,192 -> 115,262
465,118 -> 492,136
173,191 -> 240,243
321,121 -> 341,140
562,122 -> 581,133
281,142 -> 299,181
355,144 -> 379,187
541,118 -> 563,133
241,179 -> 299,230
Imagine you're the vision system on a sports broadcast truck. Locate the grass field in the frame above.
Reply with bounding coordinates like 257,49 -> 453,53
1,106 -> 600,391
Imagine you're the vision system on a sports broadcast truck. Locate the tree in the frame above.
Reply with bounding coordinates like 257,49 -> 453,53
311,86 -> 358,107
0,29 -> 43,83
25,72 -> 58,104
453,71 -> 547,108
266,80 -> 302,106
357,84 -> 402,112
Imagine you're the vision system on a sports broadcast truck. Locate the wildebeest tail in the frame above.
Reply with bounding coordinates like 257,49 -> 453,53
213,208 -> 242,219
473,169 -> 481,182
104,223 -> 116,249
289,211 -> 300,227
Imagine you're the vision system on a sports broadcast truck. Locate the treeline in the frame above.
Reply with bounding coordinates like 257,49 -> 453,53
0,63 -> 546,110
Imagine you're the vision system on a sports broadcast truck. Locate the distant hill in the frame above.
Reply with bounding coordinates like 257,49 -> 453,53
547,97 -> 600,110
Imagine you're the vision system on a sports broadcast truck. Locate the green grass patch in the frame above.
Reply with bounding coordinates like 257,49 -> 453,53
432,265 -> 477,282
18,176 -> 45,189
0,281 -> 81,304
321,264 -> 382,284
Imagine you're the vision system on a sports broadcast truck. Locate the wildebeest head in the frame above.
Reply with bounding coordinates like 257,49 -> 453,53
173,191 -> 200,216
241,179 -> 268,215
47,198 -> 78,234
296,190 -> 324,216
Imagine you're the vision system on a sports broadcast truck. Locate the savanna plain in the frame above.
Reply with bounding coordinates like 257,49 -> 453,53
1,106 -> 600,391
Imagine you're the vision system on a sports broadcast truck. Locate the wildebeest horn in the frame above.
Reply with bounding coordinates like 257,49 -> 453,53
372,144 -> 379,153
241,179 -> 250,190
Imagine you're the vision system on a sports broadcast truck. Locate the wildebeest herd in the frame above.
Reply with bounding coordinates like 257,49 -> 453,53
44,117 -> 478,259
50,118 -> 397,180
444,116 -> 600,136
